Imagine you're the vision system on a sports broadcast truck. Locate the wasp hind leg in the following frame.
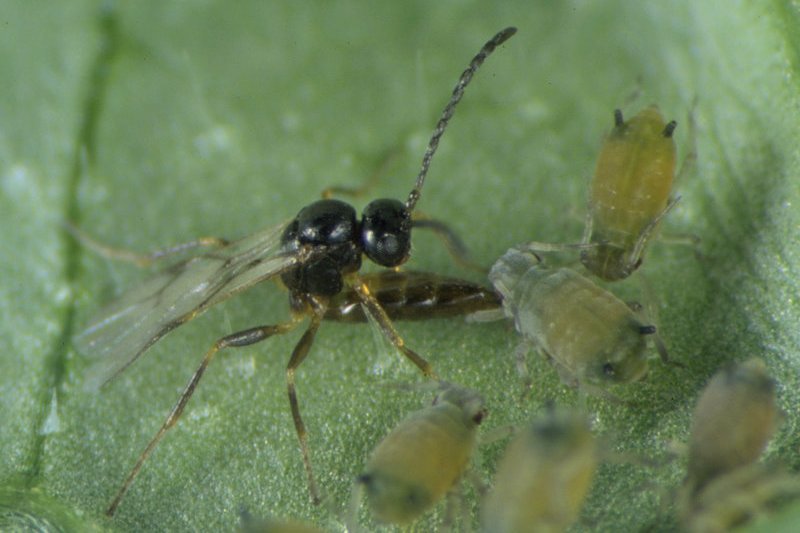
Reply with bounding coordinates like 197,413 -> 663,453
105,318 -> 302,516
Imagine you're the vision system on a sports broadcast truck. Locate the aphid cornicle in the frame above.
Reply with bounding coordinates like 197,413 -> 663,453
481,407 -> 597,533
355,383 -> 485,526
75,27 -> 517,516
486,247 -> 667,394
580,105 -> 680,281
678,358 -> 800,532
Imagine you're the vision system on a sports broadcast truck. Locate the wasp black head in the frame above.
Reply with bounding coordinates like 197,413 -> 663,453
362,199 -> 411,267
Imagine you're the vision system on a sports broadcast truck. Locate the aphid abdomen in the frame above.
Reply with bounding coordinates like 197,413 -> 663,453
511,266 -> 649,386
583,106 -> 677,280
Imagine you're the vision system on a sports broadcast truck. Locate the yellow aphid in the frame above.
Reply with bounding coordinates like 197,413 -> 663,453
489,248 -> 666,393
678,359 -> 800,532
686,358 -> 778,489
356,384 -> 485,525
580,106 -> 679,281
481,408 -> 597,533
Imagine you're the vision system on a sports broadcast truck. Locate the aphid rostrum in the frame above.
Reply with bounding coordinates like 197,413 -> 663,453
484,247 -> 668,395
75,27 -> 517,516
353,383 -> 485,526
678,358 -> 800,532
481,407 -> 597,533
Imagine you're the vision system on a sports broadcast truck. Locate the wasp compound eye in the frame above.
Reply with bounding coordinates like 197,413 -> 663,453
362,199 -> 411,267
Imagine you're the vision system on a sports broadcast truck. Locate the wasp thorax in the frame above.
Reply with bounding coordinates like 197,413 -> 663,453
280,199 -> 362,296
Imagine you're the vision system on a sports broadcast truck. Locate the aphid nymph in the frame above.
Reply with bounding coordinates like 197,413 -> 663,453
76,27 -> 517,516
354,383 -> 485,526
580,105 -> 681,281
487,247 -> 667,394
481,407 -> 597,533
678,358 -> 800,532
685,358 -> 778,491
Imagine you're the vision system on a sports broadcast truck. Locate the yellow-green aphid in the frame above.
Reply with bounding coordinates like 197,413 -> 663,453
678,358 -> 800,532
686,358 -> 777,491
580,106 -> 678,281
357,384 -> 485,525
490,248 -> 665,393
481,408 -> 597,533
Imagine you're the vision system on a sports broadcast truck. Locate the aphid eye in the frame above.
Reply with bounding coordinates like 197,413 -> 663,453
602,363 -> 616,377
472,408 -> 487,425
362,199 -> 412,267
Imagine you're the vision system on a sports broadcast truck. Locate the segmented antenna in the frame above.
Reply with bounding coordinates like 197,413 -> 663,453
405,27 -> 517,212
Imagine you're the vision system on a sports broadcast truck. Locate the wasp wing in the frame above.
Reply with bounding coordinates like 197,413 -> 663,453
76,222 -> 301,390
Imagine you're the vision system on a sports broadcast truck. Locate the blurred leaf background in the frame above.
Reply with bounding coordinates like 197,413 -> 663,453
1,1 -> 799,531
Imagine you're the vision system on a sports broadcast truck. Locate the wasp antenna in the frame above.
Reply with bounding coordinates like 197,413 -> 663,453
405,26 -> 516,213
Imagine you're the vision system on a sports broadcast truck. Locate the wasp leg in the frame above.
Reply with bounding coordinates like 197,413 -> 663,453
105,319 -> 301,517
350,277 -> 438,379
64,219 -> 228,267
411,216 -> 486,273
285,300 -> 326,505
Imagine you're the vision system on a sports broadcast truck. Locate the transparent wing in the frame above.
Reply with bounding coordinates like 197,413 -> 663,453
76,221 -> 301,389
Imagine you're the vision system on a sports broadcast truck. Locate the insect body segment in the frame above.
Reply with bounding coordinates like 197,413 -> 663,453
356,384 -> 485,526
581,105 -> 678,281
325,270 -> 501,322
481,408 -> 597,533
490,248 -> 659,392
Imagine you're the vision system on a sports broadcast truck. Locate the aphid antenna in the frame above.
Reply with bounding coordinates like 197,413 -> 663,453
405,26 -> 516,213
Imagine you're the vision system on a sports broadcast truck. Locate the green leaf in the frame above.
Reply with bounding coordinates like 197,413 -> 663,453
1,1 -> 799,531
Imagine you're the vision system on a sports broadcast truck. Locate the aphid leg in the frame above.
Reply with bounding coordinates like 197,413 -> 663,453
630,275 -> 684,368
285,302 -> 326,505
578,205 -> 593,244
626,195 -> 681,270
412,215 -> 486,273
520,240 -> 595,254
514,340 -> 534,396
350,277 -> 438,378
105,318 -> 302,516
346,479 -> 366,533
478,424 -> 516,446
441,484 -> 465,532
672,97 -> 698,190
579,384 -> 626,406
64,219 -> 228,268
